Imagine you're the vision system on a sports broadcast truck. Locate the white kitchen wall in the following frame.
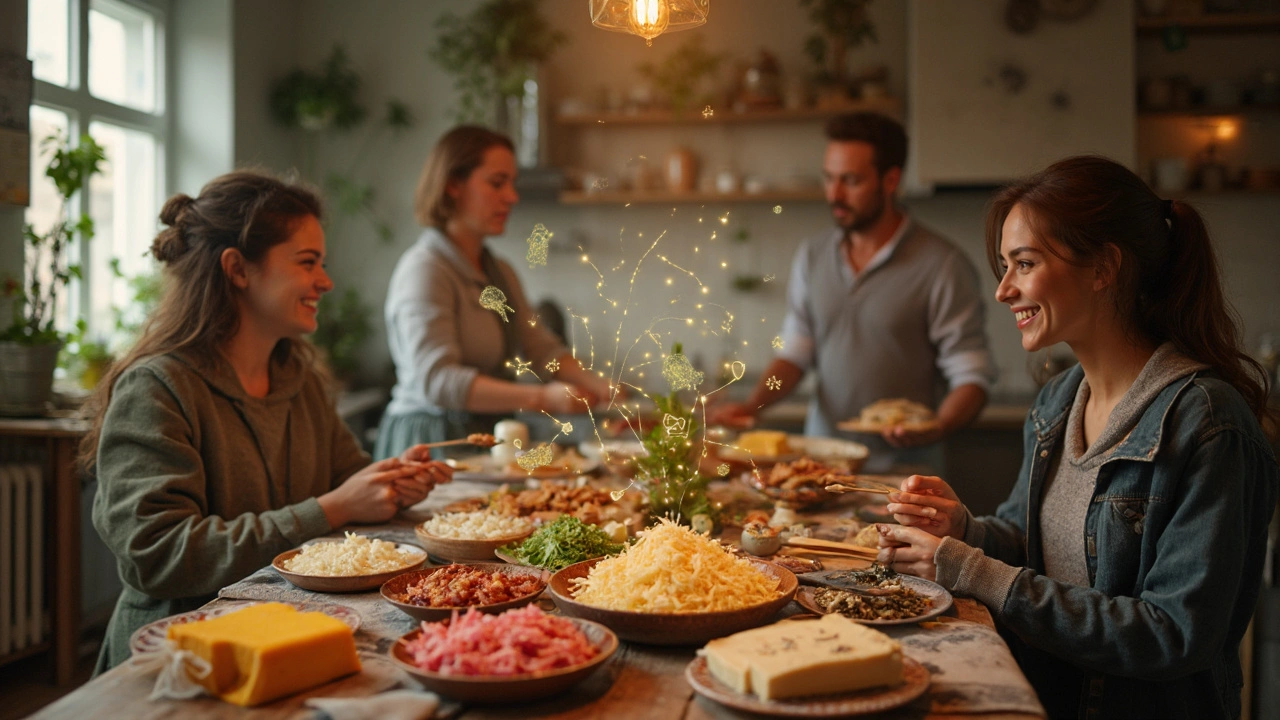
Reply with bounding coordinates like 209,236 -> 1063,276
224,0 -> 1280,399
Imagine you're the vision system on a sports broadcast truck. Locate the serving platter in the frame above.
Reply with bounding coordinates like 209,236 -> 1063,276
793,573 -> 953,626
381,563 -> 550,622
547,557 -> 797,645
129,600 -> 361,655
389,617 -> 618,703
685,654 -> 930,717
272,543 -> 427,593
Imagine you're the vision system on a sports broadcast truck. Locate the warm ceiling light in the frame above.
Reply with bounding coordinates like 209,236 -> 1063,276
589,0 -> 710,46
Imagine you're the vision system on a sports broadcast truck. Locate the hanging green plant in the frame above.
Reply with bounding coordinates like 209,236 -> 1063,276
799,0 -> 878,87
429,0 -> 566,124
638,35 -> 725,115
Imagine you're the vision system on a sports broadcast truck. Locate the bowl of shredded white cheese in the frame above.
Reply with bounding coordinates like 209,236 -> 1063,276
415,512 -> 536,562
273,532 -> 427,593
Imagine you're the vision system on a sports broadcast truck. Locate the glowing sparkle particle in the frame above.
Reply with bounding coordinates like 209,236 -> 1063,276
526,223 -> 552,268
662,413 -> 689,438
507,356 -> 537,378
479,286 -> 514,321
545,358 -> 560,373
772,336 -> 785,350
610,489 -> 626,501
720,261 -> 727,268
513,438 -> 523,450
559,421 -> 574,435
716,463 -> 731,477
766,375 -> 782,391
731,361 -> 746,381
702,105 -> 714,119
773,205 -> 783,214
719,213 -> 730,225
763,273 -> 776,283
516,443 -> 555,472
700,287 -> 709,294
661,352 -> 704,392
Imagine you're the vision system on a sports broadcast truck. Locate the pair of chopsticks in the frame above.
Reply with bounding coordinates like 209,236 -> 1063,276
784,536 -> 880,560
823,478 -> 893,495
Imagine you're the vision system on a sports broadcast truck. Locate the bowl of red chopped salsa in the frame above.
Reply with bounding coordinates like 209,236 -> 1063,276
389,605 -> 618,702
381,563 -> 550,622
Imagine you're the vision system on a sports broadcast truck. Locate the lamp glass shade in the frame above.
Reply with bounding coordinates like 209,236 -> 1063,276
589,0 -> 709,44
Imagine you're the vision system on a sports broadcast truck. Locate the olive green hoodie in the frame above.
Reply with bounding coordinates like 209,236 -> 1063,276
91,347 -> 369,672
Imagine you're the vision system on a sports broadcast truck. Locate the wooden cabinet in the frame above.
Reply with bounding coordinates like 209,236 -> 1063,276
549,99 -> 901,205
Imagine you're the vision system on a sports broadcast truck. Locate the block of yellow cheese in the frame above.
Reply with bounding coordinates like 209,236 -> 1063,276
701,614 -> 902,701
167,602 -> 361,706
736,430 -> 791,458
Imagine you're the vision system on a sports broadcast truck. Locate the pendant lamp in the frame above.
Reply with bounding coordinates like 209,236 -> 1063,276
589,0 -> 710,46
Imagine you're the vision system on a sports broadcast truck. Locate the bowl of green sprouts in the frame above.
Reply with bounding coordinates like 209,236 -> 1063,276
497,516 -> 628,572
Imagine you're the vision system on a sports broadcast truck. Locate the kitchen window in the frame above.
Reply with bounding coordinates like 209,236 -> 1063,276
27,0 -> 166,340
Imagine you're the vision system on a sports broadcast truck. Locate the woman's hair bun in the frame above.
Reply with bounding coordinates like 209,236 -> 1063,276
159,193 -> 195,226
150,226 -> 187,264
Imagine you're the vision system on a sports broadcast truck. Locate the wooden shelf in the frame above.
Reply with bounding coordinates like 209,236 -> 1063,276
555,98 -> 902,127
559,188 -> 827,205
1136,12 -> 1280,33
1137,107 -> 1280,119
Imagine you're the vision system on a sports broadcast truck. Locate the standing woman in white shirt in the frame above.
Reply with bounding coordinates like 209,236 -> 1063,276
376,126 -> 611,459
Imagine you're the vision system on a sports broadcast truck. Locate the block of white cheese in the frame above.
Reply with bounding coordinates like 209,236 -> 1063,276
701,614 -> 903,701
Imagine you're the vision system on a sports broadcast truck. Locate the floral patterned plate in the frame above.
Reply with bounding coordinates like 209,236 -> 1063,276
129,600 -> 361,655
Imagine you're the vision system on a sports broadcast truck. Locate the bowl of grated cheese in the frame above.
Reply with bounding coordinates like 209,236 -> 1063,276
415,511 -> 536,563
273,532 -> 427,593
547,520 -> 797,645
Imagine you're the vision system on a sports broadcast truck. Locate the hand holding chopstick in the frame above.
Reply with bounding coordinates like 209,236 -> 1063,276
417,433 -> 503,450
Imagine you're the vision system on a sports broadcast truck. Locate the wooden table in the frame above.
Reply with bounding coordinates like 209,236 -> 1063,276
32,478 -> 1044,719
0,415 -> 88,686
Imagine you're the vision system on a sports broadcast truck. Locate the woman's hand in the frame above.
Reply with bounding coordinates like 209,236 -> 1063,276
876,523 -> 942,581
885,475 -> 967,540
392,451 -> 453,509
539,380 -> 593,414
317,458 -> 421,527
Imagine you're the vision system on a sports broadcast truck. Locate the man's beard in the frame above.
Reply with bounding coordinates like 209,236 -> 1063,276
832,191 -> 885,234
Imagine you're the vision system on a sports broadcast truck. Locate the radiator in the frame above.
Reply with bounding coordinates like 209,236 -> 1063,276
0,461 -> 44,655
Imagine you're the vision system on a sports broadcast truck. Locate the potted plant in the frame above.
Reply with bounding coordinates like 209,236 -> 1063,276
638,35 -> 725,115
269,45 -> 414,244
429,0 -> 566,161
799,0 -> 878,107
0,132 -> 105,415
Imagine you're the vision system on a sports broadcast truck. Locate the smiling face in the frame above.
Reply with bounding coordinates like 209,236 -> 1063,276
448,145 -> 519,238
822,141 -> 897,234
240,214 -> 332,340
995,204 -> 1105,352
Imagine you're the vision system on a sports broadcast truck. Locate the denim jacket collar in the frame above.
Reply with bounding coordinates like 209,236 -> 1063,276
1029,364 -> 1202,465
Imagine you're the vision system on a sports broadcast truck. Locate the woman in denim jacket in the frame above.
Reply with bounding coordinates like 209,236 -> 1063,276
878,155 -> 1278,719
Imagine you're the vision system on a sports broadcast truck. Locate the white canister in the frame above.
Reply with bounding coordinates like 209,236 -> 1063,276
492,420 -> 529,465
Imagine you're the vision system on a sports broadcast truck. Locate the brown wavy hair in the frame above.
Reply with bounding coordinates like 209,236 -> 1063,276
413,125 -> 514,228
985,155 -> 1273,425
78,169 -> 325,472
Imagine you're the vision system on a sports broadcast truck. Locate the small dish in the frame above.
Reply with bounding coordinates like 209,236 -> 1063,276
380,563 -> 550,622
685,654 -> 930,717
272,543 -> 427,593
414,524 -> 534,563
547,557 -> 797,645
129,600 -> 361,655
389,617 -> 618,703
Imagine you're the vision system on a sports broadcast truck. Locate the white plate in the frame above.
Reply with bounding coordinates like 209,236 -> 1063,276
448,452 -> 600,483
129,600 -> 361,655
719,435 -> 868,465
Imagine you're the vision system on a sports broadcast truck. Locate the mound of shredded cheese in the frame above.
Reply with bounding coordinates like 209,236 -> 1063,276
282,532 -> 419,576
420,511 -> 533,540
569,519 -> 781,613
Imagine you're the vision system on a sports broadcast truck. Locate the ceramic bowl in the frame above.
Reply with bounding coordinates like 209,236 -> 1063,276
547,557 -> 797,645
414,524 -> 535,563
272,543 -> 426,593
389,616 -> 618,703
380,563 -> 550,622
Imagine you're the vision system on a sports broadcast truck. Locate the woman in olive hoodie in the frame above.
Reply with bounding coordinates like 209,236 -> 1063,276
81,171 -> 452,672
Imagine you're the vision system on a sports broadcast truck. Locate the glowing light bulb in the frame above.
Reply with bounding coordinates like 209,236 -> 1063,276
629,0 -> 670,46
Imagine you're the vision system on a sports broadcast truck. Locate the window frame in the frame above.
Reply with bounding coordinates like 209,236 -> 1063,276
30,0 -> 168,335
